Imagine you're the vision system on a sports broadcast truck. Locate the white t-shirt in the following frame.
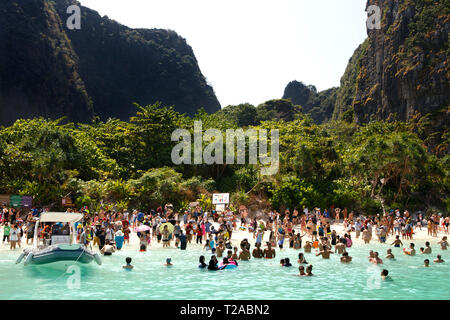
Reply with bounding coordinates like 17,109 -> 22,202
10,229 -> 19,241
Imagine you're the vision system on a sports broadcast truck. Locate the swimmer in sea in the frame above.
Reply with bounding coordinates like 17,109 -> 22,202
368,250 -> 374,261
280,258 -> 285,266
438,236 -> 448,250
264,242 -> 276,259
208,256 -> 219,271
385,249 -> 395,260
252,242 -> 264,258
340,252 -> 352,263
298,253 -> 308,264
424,259 -> 430,267
283,258 -> 292,267
391,235 -> 403,247
316,246 -> 333,259
198,256 -> 207,269
371,252 -> 383,264
164,258 -> 173,266
239,247 -> 251,261
433,255 -> 444,263
422,242 -> 432,254
335,241 -> 346,254
122,257 -> 133,270
403,243 -> 416,256
305,265 -> 313,276
298,265 -> 306,276
304,241 -> 312,253
381,269 -> 392,281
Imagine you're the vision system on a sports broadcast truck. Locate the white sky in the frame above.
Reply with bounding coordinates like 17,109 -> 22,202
79,0 -> 368,107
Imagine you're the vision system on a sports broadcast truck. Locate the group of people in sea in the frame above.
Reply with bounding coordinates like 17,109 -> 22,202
1,204 -> 448,280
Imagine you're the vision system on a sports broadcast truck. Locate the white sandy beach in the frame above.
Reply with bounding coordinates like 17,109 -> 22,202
0,219 -> 447,255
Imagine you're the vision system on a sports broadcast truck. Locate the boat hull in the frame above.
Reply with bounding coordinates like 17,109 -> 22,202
21,244 -> 101,266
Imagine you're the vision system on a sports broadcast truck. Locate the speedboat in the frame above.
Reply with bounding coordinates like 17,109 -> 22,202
16,212 -> 102,266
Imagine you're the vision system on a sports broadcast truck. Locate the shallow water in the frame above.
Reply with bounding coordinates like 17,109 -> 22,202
1,242 -> 449,300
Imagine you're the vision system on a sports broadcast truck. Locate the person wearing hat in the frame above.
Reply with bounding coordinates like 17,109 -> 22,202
115,229 -> 125,250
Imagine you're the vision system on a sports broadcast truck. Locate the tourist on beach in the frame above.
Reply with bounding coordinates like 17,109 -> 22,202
381,269 -> 392,281
385,249 -> 395,260
101,239 -> 115,256
164,258 -> 173,266
391,235 -> 403,247
208,256 -> 219,271
9,224 -> 19,250
335,240 -> 346,254
264,242 -> 276,259
438,236 -> 448,250
198,256 -> 207,269
403,243 -> 416,256
305,265 -> 313,276
434,255 -> 444,263
298,265 -> 306,276
341,252 -> 352,263
239,247 -> 251,260
420,242 -> 432,254
283,258 -> 292,267
179,230 -> 187,250
252,242 -> 264,258
298,253 -> 308,264
2,222 -> 10,244
370,252 -> 383,264
123,257 -> 133,270
114,229 -> 124,250
316,246 -> 333,259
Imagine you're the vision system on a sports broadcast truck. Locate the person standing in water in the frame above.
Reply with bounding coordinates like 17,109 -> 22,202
263,242 -> 276,259
123,257 -> 134,270
252,243 -> 264,258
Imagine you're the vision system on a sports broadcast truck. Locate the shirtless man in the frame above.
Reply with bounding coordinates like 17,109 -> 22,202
391,235 -> 403,247
252,243 -> 264,258
362,228 -> 371,244
316,246 -> 333,259
421,242 -> 432,254
335,241 -> 346,254
341,252 -> 352,263
385,249 -> 395,260
263,242 -> 276,259
304,241 -> 312,253
371,251 -> 383,264
438,236 -> 448,250
239,247 -> 251,260
434,255 -> 444,263
216,241 -> 225,258
403,243 -> 416,256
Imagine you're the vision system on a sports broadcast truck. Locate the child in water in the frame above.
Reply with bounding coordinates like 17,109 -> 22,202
123,257 -> 133,270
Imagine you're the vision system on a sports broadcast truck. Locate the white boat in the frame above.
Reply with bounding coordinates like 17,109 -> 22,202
16,212 -> 102,266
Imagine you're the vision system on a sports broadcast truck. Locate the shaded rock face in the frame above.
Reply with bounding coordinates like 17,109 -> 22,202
0,0 -> 221,125
353,0 -> 449,124
0,0 -> 94,125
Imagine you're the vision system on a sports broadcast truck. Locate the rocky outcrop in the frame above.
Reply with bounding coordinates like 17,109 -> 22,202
0,0 -> 221,125
352,0 -> 449,123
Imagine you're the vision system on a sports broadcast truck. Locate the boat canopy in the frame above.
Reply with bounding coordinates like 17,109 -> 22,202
39,212 -> 83,223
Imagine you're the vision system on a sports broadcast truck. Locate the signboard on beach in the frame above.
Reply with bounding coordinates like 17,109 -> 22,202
10,195 -> 21,207
21,196 -> 33,208
62,197 -> 74,207
212,193 -> 229,204
0,195 -> 10,206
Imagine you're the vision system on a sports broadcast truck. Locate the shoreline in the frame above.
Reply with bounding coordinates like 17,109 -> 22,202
1,220 -> 447,255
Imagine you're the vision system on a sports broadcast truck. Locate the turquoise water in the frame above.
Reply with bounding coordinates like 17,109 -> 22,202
1,243 -> 449,300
